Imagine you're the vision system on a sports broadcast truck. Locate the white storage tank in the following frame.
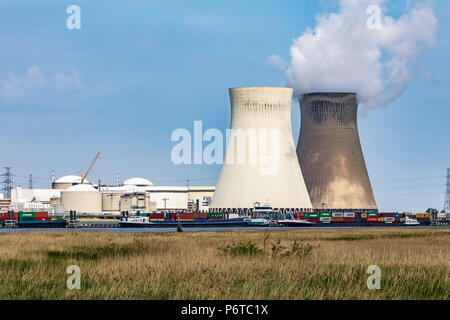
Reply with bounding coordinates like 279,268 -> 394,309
53,175 -> 89,190
61,184 -> 101,214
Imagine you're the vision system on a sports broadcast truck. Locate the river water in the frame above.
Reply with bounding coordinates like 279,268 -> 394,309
0,225 -> 444,234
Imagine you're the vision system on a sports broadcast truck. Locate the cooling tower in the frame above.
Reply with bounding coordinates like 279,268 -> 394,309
297,92 -> 377,211
210,87 -> 312,210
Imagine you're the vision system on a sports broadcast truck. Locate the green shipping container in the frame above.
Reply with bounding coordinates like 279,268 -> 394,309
19,212 -> 35,219
208,213 -> 224,219
367,213 -> 378,217
305,213 -> 319,218
318,212 -> 332,217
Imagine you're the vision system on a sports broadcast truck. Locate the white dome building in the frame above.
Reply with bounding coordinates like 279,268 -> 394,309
61,184 -> 101,214
123,177 -> 154,187
52,175 -> 89,190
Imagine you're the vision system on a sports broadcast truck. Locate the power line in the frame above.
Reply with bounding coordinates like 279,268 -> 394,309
373,183 -> 445,190
373,175 -> 444,182
1,167 -> 14,199
444,168 -> 450,214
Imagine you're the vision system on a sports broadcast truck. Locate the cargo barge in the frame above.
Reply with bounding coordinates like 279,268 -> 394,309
0,211 -> 66,229
118,216 -> 247,228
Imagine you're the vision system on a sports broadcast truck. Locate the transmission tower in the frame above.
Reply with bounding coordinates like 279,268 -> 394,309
444,168 -> 450,214
29,174 -> 33,189
1,167 -> 14,199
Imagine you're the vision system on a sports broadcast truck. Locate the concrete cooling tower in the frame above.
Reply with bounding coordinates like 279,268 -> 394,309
210,87 -> 312,211
297,92 -> 377,211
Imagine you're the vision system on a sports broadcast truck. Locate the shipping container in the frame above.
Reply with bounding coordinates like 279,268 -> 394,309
355,218 -> 367,222
193,213 -> 208,219
378,217 -> 384,222
332,212 -> 344,218
331,217 -> 344,222
148,213 -> 165,219
208,213 -> 224,219
318,212 -> 332,217
367,213 -> 378,217
34,212 -> 49,219
305,213 -> 319,218
320,217 -> 331,222
380,212 -> 395,217
361,213 -> 367,218
343,212 -> 355,218
35,217 -> 51,221
367,217 -> 378,222
19,212 -> 35,219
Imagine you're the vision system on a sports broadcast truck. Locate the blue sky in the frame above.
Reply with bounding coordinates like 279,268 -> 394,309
1,0 -> 449,212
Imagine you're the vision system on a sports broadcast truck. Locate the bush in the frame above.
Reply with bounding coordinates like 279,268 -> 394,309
218,241 -> 264,256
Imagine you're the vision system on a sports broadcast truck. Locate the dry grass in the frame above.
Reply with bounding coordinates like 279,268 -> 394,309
0,228 -> 449,300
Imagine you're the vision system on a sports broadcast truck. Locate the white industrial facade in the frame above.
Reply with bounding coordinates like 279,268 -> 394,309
61,184 -> 102,214
211,87 -> 312,210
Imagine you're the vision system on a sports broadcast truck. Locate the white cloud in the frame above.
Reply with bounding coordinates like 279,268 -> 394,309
266,54 -> 288,71
286,0 -> 437,108
0,66 -> 109,107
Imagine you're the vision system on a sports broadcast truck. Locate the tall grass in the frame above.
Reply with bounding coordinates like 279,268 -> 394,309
0,228 -> 448,300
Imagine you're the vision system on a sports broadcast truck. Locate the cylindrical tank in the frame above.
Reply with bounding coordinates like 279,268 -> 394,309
211,87 -> 312,210
297,92 -> 377,211
61,184 -> 102,214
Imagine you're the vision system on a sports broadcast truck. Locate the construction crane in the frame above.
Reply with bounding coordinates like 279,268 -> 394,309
78,152 -> 100,184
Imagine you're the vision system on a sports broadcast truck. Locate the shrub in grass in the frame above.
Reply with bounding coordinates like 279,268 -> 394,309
218,241 -> 264,256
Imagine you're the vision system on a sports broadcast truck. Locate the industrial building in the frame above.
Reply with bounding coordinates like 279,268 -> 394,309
60,184 -> 102,214
211,87 -> 313,211
296,92 -> 378,212
10,187 -> 61,211
4,173 -> 216,215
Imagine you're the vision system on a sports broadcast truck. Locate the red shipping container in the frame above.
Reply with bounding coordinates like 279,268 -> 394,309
35,212 -> 49,219
0,212 -> 18,220
367,217 -> 378,222
148,213 -> 165,219
332,217 -> 344,222
343,217 -> 356,222
35,217 -> 51,221
178,213 -> 194,219
380,212 -> 395,217
193,213 -> 207,219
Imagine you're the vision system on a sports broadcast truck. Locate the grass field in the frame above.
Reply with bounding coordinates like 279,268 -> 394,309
0,228 -> 449,300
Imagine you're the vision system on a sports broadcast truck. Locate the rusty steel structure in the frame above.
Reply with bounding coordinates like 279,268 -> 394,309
297,92 -> 377,212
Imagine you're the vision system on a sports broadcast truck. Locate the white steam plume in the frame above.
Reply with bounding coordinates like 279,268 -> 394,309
286,0 -> 437,107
